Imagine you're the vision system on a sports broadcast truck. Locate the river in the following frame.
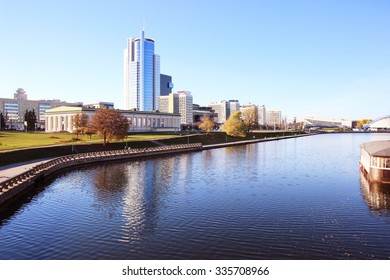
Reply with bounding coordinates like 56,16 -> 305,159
1,133 -> 390,259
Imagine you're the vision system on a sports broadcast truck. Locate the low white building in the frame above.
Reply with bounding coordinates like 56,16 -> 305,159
44,106 -> 181,133
364,115 -> 390,131
303,117 -> 352,128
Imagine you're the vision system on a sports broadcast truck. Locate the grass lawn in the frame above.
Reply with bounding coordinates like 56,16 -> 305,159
0,131 -> 182,151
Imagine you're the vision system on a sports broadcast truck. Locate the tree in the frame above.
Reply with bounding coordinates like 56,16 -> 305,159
0,113 -> 5,130
90,108 -> 130,144
24,109 -> 37,131
356,119 -> 372,128
73,113 -> 89,137
241,107 -> 257,132
223,111 -> 247,137
198,115 -> 214,133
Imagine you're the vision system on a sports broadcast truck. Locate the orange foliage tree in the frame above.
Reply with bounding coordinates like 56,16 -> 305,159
90,108 -> 130,144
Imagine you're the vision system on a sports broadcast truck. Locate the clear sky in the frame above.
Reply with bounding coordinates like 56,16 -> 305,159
1,0 -> 389,120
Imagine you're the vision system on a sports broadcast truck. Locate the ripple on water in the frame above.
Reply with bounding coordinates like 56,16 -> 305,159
1,134 -> 390,259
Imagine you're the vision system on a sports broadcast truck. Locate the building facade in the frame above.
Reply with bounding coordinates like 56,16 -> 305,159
45,106 -> 181,133
160,74 -> 174,96
193,104 -> 216,124
124,30 -> 160,111
0,88 -> 81,130
364,115 -> 390,131
208,100 -> 242,124
257,105 -> 266,126
228,100 -> 240,118
178,91 -> 193,126
303,117 -> 352,129
266,110 -> 282,127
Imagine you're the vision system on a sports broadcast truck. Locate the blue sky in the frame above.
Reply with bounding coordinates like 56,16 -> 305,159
1,0 -> 389,120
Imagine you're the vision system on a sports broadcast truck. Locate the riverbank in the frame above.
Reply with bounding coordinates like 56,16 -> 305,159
0,133 -> 308,208
3,133 -> 390,260
0,131 -> 305,167
0,143 -> 203,207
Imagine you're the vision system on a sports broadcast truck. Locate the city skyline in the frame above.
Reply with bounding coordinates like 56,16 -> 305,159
1,0 -> 389,120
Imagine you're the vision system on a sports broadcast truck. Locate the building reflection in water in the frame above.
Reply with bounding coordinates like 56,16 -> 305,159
360,172 -> 390,210
118,156 -> 176,248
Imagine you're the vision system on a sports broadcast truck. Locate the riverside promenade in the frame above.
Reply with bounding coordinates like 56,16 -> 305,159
0,134 -> 308,207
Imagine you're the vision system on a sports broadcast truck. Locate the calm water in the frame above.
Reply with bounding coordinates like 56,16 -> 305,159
1,133 -> 390,260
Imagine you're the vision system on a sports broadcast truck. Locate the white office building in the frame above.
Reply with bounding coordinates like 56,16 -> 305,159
208,100 -> 240,124
266,110 -> 282,127
159,91 -> 193,126
257,105 -> 266,126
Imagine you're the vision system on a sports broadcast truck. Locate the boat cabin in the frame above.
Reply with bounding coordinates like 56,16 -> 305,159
360,140 -> 390,184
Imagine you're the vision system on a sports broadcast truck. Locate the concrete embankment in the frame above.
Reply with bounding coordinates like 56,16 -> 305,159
203,133 -> 309,149
0,134 -> 310,207
0,143 -> 202,207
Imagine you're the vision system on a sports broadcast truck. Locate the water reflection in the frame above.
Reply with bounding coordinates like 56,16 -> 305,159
118,155 -> 188,248
360,172 -> 390,210
2,134 -> 390,259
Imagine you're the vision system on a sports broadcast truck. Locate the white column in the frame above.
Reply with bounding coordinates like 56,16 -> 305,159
60,115 -> 64,131
63,115 -> 68,132
53,116 -> 57,131
49,116 -> 53,131
58,116 -> 62,131
68,115 -> 73,132
46,116 -> 50,132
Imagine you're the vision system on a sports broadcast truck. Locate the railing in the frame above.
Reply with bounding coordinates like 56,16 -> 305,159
0,143 -> 202,195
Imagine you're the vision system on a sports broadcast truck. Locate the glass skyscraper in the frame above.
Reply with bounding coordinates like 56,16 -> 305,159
124,30 -> 160,111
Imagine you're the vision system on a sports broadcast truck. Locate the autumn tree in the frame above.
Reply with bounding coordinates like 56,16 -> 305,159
24,109 -> 37,131
73,113 -> 89,138
241,107 -> 257,132
223,111 -> 247,137
90,108 -> 130,145
356,119 -> 372,128
198,115 -> 214,133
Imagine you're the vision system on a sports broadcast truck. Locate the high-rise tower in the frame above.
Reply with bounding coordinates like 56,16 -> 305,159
124,30 -> 160,111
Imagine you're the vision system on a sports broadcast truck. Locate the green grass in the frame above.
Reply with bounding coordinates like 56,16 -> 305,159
0,131 -> 181,151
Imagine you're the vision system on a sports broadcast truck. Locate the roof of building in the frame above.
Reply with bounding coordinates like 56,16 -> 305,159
364,115 -> 390,129
360,140 -> 390,157
45,106 -> 83,113
45,106 -> 180,116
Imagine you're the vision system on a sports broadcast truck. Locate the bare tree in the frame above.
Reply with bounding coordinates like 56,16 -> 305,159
241,107 -> 257,132
73,113 -> 89,138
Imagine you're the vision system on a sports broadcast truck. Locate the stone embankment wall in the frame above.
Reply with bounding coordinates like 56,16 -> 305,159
0,143 -> 202,206
0,134 -> 309,207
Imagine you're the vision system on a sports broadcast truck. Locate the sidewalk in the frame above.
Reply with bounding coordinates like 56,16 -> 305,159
0,158 -> 54,183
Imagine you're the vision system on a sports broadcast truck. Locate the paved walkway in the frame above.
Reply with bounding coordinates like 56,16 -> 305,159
0,158 -> 54,183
